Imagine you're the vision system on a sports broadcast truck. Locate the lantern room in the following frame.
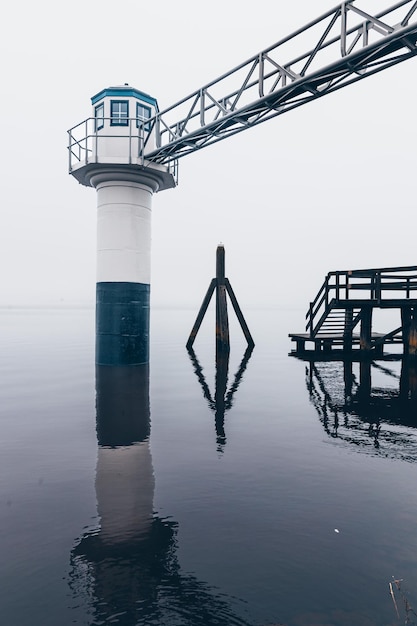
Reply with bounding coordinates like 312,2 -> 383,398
90,84 -> 158,162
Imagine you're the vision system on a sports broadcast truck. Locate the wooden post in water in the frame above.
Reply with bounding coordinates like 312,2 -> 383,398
343,307 -> 353,353
408,306 -> 417,356
401,306 -> 411,355
400,306 -> 417,356
186,245 -> 255,351
360,306 -> 372,352
399,356 -> 417,403
216,245 -> 230,357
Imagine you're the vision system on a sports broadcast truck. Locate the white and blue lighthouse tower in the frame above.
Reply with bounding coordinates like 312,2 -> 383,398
68,85 -> 176,365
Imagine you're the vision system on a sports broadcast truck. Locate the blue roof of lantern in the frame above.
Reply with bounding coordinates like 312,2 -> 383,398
91,85 -> 158,109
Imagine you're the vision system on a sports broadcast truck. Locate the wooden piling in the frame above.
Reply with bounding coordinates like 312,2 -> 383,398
215,245 -> 230,357
186,244 -> 254,351
409,307 -> 417,356
360,307 -> 372,352
401,306 -> 411,355
401,306 -> 417,356
343,307 -> 353,353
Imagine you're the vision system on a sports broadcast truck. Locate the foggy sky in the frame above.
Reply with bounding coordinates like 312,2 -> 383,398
1,0 -> 416,314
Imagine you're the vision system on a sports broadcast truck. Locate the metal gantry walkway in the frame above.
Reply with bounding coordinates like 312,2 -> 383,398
145,0 -> 417,164
68,1 -> 417,173
289,265 -> 417,356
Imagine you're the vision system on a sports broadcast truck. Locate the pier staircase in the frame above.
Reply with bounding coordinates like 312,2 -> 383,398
289,265 -> 417,356
309,306 -> 362,339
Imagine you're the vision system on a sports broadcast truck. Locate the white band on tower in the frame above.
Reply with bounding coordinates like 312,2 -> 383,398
96,180 -> 152,284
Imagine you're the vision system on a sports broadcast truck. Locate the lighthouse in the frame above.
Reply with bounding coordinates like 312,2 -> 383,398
68,85 -> 176,365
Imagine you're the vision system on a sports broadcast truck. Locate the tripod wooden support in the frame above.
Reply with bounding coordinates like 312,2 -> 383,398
186,245 -> 255,354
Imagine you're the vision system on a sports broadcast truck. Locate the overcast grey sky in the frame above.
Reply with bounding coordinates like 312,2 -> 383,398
1,0 -> 416,313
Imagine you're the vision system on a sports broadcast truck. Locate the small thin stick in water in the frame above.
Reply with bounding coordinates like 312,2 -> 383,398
389,581 -> 400,619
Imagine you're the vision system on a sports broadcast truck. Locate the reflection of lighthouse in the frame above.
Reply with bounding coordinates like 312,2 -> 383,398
71,364 -> 176,621
68,85 -> 176,365
95,364 -> 154,543
69,364 -> 258,625
69,366 -> 255,625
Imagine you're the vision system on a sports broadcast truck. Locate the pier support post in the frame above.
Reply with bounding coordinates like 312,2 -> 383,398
343,307 -> 353,353
296,339 -> 306,353
402,306 -> 417,357
408,309 -> 417,356
402,307 -> 410,355
360,307 -> 372,352
323,339 -> 332,353
399,356 -> 417,409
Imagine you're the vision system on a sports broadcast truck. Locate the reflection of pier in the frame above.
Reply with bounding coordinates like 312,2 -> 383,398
187,346 -> 253,451
304,357 -> 417,460
69,365 -> 253,625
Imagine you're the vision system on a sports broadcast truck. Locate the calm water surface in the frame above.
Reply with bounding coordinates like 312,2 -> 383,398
1,307 -> 417,626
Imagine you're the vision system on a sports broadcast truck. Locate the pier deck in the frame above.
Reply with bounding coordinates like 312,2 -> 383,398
289,266 -> 417,357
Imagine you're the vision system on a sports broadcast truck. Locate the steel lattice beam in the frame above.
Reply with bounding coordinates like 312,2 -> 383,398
143,0 -> 417,164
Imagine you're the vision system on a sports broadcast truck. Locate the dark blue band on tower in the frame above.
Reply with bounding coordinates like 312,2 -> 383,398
96,282 -> 150,366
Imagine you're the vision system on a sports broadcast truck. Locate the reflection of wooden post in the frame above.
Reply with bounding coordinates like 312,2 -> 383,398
186,245 -> 254,350
216,245 -> 230,357
400,357 -> 410,401
186,343 -> 253,451
359,360 -> 371,401
343,359 -> 353,402
214,351 -> 229,447
409,360 -> 417,405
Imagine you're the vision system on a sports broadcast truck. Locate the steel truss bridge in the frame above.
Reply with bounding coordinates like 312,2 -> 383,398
145,0 -> 417,164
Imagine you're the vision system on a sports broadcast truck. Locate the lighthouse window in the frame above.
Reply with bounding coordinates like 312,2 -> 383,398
110,100 -> 129,126
95,103 -> 104,130
136,103 -> 152,132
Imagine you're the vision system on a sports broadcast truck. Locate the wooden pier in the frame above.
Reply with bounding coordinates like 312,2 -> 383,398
289,265 -> 417,358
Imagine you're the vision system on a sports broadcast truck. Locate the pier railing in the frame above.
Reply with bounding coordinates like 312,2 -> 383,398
306,265 -> 417,337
